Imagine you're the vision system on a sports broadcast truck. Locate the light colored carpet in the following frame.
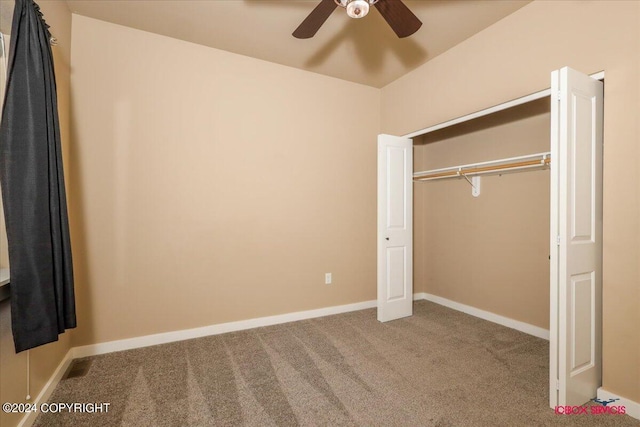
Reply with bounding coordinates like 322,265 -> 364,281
34,301 -> 638,426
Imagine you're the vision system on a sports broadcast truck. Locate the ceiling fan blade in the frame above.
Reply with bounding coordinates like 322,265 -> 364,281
293,0 -> 338,39
374,0 -> 422,38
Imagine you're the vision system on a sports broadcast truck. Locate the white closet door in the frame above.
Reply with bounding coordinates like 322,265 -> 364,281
377,134 -> 413,322
550,67 -> 603,407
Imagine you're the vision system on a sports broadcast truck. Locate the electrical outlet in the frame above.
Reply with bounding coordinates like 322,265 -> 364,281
325,273 -> 332,285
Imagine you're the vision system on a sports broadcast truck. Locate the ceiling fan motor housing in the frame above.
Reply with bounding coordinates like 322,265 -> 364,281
335,0 -> 379,19
293,0 -> 421,39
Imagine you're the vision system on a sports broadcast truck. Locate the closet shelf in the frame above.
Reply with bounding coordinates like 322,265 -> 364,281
413,152 -> 551,182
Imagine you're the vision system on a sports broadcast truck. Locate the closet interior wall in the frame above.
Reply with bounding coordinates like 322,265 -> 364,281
414,98 -> 551,329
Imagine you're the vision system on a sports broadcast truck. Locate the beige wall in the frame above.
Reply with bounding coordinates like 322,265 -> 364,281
414,99 -> 551,328
0,35 -> 7,267
0,2 -> 73,427
383,0 -> 640,404
69,15 -> 380,346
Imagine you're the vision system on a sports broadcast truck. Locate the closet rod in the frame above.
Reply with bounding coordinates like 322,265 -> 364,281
414,152 -> 550,182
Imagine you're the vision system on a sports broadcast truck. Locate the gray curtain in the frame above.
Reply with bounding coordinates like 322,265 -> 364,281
0,0 -> 75,352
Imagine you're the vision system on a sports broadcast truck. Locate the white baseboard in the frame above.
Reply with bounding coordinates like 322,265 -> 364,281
18,349 -> 74,427
597,387 -> 640,420
418,292 -> 550,340
74,299 -> 377,358
72,294 -> 549,358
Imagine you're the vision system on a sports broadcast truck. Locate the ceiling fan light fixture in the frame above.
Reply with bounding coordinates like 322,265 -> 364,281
294,0 -> 420,39
346,0 -> 369,19
334,0 -> 378,19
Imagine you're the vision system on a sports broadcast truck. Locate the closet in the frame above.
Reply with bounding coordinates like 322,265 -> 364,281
413,97 -> 551,331
377,67 -> 603,409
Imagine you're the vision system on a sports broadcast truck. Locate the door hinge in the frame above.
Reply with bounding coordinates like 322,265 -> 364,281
556,91 -> 562,101
556,379 -> 560,390
556,235 -> 561,246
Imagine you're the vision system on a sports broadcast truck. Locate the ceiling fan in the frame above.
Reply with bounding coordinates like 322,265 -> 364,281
293,0 -> 422,39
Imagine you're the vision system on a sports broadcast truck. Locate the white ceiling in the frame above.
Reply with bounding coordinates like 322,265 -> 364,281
58,1 -> 529,88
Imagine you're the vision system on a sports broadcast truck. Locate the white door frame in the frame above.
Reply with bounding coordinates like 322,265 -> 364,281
389,69 -> 605,409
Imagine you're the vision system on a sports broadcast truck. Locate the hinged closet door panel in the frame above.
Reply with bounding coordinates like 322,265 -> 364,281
377,134 -> 413,322
551,67 -> 603,407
